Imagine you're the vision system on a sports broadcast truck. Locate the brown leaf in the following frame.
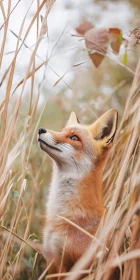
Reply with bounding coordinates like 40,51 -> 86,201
85,27 -> 108,52
76,20 -> 94,35
84,27 -> 108,67
111,40 -> 120,54
108,28 -> 122,54
89,53 -> 104,68
109,28 -> 121,36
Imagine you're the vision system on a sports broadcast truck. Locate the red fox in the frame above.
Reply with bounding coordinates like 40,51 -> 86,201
38,109 -> 118,276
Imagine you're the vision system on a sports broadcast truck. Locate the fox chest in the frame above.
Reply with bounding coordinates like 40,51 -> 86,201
47,178 -> 80,219
44,176 -> 102,264
43,215 -> 100,263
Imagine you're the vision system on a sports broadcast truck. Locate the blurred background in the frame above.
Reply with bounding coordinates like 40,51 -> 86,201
0,0 -> 140,279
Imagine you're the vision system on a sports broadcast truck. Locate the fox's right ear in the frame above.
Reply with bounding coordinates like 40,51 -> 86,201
66,111 -> 80,126
89,109 -> 118,147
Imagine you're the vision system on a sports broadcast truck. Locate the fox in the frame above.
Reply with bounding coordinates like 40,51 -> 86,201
37,109 -> 118,277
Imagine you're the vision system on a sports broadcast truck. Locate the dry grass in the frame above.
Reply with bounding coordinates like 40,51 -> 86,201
0,1 -> 140,280
0,1 -> 56,279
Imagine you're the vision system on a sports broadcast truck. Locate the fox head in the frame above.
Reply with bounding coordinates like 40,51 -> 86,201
38,109 -> 118,175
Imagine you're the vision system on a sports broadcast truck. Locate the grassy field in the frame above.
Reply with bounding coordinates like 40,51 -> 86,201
0,1 -> 140,279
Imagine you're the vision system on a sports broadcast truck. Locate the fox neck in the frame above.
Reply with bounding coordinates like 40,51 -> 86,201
79,161 -> 104,215
47,161 -> 104,220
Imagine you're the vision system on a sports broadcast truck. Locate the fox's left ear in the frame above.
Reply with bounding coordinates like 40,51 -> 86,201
89,109 -> 118,147
66,111 -> 80,126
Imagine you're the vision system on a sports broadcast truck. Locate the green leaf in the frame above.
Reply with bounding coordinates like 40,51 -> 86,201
119,33 -> 123,44
123,49 -> 128,65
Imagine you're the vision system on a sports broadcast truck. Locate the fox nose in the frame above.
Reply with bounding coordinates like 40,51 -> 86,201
38,128 -> 47,135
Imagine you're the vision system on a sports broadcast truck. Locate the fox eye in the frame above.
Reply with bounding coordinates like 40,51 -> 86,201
70,135 -> 79,141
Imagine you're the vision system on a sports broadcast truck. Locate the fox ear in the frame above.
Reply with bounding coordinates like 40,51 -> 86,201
66,111 -> 80,126
90,109 -> 118,147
